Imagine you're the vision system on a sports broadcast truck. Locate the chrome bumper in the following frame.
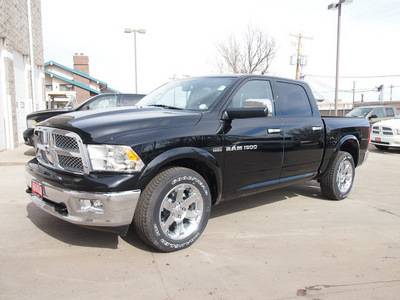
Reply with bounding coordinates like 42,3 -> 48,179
362,150 -> 369,165
26,171 -> 141,228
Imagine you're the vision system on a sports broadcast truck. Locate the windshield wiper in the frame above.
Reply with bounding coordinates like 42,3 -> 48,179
148,104 -> 183,110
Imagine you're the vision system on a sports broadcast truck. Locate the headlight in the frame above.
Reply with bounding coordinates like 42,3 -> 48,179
87,145 -> 145,172
394,128 -> 400,135
27,119 -> 37,128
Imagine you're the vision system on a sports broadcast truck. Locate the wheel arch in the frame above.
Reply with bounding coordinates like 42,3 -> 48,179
336,135 -> 360,167
136,147 -> 223,205
319,135 -> 360,180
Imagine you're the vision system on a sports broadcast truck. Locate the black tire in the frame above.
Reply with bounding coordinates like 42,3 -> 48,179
375,145 -> 389,150
320,151 -> 355,200
133,167 -> 211,252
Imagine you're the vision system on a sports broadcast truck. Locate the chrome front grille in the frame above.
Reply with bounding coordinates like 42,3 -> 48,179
34,127 -> 89,175
54,133 -> 79,150
372,126 -> 393,136
58,155 -> 84,173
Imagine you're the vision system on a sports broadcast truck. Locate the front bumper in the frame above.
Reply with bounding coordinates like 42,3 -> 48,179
26,169 -> 141,234
371,134 -> 400,148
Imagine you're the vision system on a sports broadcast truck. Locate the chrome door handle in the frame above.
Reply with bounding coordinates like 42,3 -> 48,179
268,128 -> 281,134
312,126 -> 323,131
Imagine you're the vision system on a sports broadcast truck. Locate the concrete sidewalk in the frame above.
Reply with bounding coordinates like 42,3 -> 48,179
0,144 -> 35,165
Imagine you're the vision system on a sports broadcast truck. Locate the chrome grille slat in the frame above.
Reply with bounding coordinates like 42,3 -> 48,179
373,126 -> 394,136
34,127 -> 88,175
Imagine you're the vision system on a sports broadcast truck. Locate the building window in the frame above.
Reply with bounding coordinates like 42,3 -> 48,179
60,84 -> 74,91
45,85 -> 53,92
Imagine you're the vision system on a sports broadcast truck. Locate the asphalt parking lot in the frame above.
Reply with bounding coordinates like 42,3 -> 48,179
0,144 -> 399,299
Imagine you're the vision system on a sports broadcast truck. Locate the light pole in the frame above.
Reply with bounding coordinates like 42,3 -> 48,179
328,0 -> 352,116
124,28 -> 146,93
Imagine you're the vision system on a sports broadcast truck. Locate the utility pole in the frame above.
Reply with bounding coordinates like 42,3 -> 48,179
352,81 -> 356,103
290,33 -> 312,80
328,0 -> 353,116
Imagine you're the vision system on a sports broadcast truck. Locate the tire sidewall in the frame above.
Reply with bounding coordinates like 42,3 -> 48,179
147,168 -> 211,251
332,153 -> 355,200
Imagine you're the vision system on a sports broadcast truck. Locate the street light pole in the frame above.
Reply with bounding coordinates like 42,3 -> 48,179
124,28 -> 146,93
328,0 -> 352,116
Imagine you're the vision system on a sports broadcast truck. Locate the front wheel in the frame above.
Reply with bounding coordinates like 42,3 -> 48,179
320,151 -> 355,200
133,167 -> 211,252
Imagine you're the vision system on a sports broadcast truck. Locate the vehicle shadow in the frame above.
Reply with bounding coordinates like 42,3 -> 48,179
368,144 -> 400,154
24,147 -> 35,157
211,180 -> 325,219
26,181 -> 329,252
26,203 -> 119,249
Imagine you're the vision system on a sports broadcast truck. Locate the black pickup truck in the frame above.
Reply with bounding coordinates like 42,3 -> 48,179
25,75 -> 370,252
23,93 -> 145,146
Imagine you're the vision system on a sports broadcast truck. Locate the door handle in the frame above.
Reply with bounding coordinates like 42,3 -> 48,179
312,126 -> 323,131
267,128 -> 281,134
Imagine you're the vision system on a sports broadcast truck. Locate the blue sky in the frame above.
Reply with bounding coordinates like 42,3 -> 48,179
42,0 -> 400,103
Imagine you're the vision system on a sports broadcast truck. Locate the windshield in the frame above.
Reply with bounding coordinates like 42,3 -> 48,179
346,107 -> 373,117
137,77 -> 235,111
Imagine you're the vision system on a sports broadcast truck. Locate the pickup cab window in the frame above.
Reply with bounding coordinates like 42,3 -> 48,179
87,95 -> 118,110
276,82 -> 312,116
385,107 -> 395,118
229,80 -> 274,116
373,108 -> 384,118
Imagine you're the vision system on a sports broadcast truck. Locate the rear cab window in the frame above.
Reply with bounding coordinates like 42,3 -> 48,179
275,81 -> 312,117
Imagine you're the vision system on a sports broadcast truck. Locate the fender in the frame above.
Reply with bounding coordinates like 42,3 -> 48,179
334,134 -> 360,154
136,147 -> 223,204
318,135 -> 360,179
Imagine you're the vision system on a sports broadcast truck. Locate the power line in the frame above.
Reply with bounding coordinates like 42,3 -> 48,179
350,2 -> 400,22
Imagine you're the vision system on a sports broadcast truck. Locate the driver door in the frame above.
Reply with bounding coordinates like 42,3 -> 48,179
222,79 -> 284,196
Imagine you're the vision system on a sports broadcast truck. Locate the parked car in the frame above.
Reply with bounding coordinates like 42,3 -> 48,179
23,93 -> 145,146
346,105 -> 397,125
370,115 -> 400,150
25,75 -> 370,252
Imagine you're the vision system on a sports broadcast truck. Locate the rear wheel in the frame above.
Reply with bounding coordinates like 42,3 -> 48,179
133,167 -> 211,252
320,151 -> 355,200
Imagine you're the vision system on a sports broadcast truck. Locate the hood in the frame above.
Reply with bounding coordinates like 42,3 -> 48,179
373,118 -> 400,128
28,109 -> 72,123
40,107 -> 203,144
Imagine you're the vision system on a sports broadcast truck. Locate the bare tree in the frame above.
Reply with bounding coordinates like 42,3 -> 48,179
216,26 -> 276,74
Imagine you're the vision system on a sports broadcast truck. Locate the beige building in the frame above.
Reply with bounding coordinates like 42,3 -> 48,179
0,0 -> 45,150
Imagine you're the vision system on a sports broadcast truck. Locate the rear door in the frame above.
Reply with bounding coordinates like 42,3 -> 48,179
222,79 -> 284,195
274,80 -> 324,180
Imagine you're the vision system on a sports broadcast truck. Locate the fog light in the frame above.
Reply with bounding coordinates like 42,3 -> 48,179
92,199 -> 103,208
79,199 -> 104,213
80,199 -> 92,209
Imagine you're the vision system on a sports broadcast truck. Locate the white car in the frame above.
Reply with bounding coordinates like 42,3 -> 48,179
371,115 -> 400,150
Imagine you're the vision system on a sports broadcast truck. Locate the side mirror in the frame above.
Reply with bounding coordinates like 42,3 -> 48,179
369,114 -> 378,119
222,107 -> 268,120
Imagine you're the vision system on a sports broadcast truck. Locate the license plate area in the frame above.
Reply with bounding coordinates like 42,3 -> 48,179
375,137 -> 381,142
31,180 -> 43,199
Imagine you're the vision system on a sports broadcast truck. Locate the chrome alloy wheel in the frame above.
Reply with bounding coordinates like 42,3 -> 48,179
159,183 -> 204,240
336,159 -> 354,194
